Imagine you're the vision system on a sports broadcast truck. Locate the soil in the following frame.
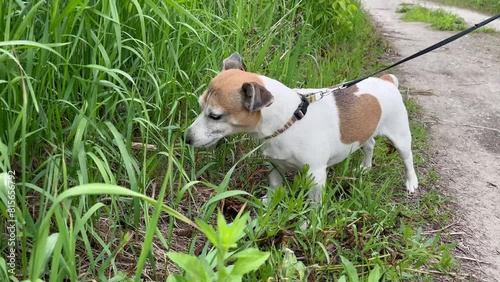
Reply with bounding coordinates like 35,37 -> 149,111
361,1 -> 500,281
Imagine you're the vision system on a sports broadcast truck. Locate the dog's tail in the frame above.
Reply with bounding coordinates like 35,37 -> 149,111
379,74 -> 399,89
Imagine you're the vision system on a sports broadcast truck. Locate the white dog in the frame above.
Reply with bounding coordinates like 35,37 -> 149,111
186,53 -> 418,202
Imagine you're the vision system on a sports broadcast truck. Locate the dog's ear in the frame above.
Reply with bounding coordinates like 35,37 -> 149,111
222,52 -> 246,71
241,82 -> 274,112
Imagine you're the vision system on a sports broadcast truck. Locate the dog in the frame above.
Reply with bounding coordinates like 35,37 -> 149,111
186,53 -> 418,202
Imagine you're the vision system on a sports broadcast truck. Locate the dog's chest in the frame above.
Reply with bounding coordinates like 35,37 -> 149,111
260,142 -> 303,170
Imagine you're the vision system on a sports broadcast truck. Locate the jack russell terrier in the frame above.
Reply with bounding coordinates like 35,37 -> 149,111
186,53 -> 418,202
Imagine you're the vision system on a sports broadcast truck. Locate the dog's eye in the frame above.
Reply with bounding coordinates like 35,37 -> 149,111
209,113 -> 223,120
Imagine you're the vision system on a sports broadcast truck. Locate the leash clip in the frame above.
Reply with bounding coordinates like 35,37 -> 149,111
330,84 -> 347,94
319,90 -> 329,100
317,84 -> 346,100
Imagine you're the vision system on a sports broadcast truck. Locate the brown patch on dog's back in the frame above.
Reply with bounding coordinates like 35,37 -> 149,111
379,74 -> 395,84
335,85 -> 382,144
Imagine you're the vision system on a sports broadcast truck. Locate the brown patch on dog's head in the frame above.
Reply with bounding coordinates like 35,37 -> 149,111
335,85 -> 382,144
186,54 -> 273,147
200,69 -> 273,130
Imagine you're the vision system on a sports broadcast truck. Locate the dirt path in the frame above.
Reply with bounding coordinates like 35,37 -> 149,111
361,1 -> 500,281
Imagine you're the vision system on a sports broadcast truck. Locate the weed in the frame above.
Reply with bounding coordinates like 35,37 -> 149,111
397,5 -> 468,31
397,4 -> 498,32
429,0 -> 500,15
167,210 -> 269,282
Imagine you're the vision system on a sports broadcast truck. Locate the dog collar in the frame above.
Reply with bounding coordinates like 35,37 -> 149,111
262,85 -> 347,140
262,95 -> 316,140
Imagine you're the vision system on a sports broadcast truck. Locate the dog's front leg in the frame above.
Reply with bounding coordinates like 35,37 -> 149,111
269,168 -> 283,189
308,167 -> 327,203
261,168 -> 283,205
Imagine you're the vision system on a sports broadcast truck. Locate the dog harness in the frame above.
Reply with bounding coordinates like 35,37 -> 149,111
263,85 -> 347,140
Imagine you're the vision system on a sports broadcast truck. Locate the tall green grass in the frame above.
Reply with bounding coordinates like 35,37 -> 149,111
0,0 -> 454,281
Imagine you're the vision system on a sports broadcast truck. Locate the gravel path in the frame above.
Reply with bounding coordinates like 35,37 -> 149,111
361,1 -> 500,280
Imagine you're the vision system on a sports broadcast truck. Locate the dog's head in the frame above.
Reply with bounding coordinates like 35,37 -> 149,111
185,53 -> 274,147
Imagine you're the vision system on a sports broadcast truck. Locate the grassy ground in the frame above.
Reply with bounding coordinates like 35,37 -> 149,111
429,0 -> 500,15
397,4 -> 468,30
0,0 -> 455,281
397,4 -> 496,32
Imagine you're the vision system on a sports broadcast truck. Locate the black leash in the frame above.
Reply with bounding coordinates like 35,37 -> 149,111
340,13 -> 500,89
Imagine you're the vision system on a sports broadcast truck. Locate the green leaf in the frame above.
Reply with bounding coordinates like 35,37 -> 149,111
12,1 -> 45,40
217,211 -> 229,243
0,40 -> 67,60
231,248 -> 270,276
220,212 -> 249,250
86,64 -> 135,87
340,256 -> 359,282
41,233 -> 59,274
166,273 -> 188,282
163,0 -> 219,39
167,252 -> 211,282
367,264 -> 382,282
339,0 -> 346,11
205,190 -> 250,207
196,218 -> 218,248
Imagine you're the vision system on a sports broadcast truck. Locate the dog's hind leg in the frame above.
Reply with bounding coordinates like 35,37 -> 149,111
397,144 -> 418,193
361,137 -> 376,169
384,126 -> 418,193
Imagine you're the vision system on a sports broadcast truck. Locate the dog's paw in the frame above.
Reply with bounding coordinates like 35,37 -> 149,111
405,177 -> 419,193
299,219 -> 310,231
360,161 -> 372,169
357,164 -> 372,174
308,188 -> 322,203
260,195 -> 269,206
